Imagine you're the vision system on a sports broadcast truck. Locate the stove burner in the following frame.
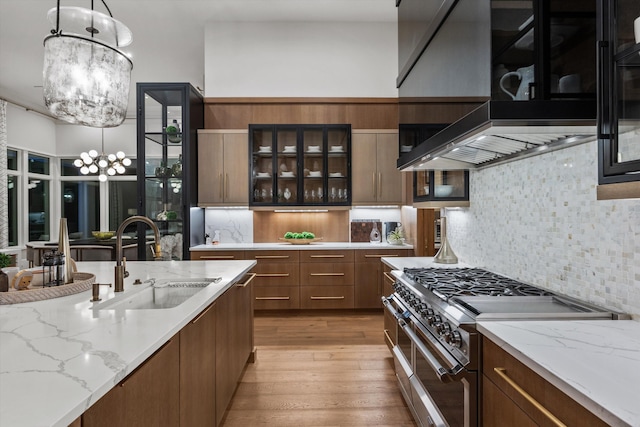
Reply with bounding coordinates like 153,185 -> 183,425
403,267 -> 552,300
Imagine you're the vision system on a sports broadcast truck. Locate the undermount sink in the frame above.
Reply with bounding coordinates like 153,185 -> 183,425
94,277 -> 221,310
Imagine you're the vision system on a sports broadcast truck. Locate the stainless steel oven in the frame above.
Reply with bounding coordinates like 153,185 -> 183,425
384,295 -> 477,427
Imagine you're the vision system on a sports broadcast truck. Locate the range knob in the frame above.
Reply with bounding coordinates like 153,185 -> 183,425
427,314 -> 442,326
445,330 -> 462,348
438,322 -> 451,335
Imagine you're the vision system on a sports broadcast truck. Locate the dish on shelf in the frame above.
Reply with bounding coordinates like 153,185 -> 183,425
283,145 -> 296,152
329,172 -> 343,178
434,185 -> 453,197
280,171 -> 295,178
401,144 -> 413,152
308,171 -> 322,177
278,237 -> 323,245
330,145 -> 343,152
256,172 -> 271,178
257,146 -> 271,152
306,145 -> 321,153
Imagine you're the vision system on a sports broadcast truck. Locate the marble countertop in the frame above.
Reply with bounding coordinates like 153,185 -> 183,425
380,256 -> 473,270
191,242 -> 414,251
478,320 -> 640,427
0,260 -> 256,427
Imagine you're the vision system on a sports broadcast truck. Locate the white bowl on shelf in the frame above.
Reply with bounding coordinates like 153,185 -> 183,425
330,145 -> 343,152
283,145 -> 296,152
258,146 -> 271,152
434,185 -> 454,197
308,171 -> 322,177
329,172 -> 343,178
256,172 -> 270,178
307,145 -> 321,152
280,171 -> 295,178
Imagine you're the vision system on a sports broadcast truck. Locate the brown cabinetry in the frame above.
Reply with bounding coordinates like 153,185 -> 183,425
483,337 -> 608,427
299,250 -> 354,309
198,130 -> 249,206
82,337 -> 180,427
248,250 -> 300,310
191,250 -> 245,261
351,131 -> 402,205
354,249 -> 411,309
180,302 -> 217,426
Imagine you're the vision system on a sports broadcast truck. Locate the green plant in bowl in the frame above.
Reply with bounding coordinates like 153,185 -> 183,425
0,253 -> 12,269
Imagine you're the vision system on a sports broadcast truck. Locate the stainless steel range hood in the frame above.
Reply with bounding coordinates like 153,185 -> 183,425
397,99 -> 597,171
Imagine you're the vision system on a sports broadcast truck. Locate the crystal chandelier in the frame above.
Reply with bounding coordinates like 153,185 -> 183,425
74,129 -> 132,181
43,1 -> 133,127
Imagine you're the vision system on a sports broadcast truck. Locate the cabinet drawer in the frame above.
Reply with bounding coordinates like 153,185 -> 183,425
483,337 -> 608,427
191,251 -> 244,260
252,263 -> 299,287
254,286 -> 300,310
354,249 -> 411,263
300,285 -> 354,309
300,263 -> 354,286
299,250 -> 354,263
246,250 -> 299,263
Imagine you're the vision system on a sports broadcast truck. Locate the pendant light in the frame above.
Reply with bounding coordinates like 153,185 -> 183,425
73,128 -> 132,181
43,0 -> 133,127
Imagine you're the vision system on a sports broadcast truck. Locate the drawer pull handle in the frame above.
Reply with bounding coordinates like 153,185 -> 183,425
383,272 -> 395,282
200,255 -> 235,259
255,255 -> 290,259
309,255 -> 344,258
364,254 -> 398,258
309,273 -> 345,277
236,273 -> 256,288
256,273 -> 290,277
383,329 -> 394,347
192,302 -> 215,324
310,296 -> 345,300
493,367 -> 567,427
256,296 -> 290,300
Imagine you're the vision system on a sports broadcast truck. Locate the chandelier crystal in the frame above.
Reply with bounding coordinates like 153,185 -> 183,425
43,2 -> 133,127
74,129 -> 132,181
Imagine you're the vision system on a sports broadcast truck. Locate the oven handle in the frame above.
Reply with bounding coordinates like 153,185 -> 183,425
382,296 -> 404,321
398,318 -> 453,383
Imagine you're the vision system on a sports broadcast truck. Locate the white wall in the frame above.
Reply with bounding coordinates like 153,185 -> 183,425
204,21 -> 398,97
445,139 -> 640,318
55,120 -> 137,158
6,103 -> 56,155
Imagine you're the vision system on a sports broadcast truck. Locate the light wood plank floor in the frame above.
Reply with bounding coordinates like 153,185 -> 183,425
220,310 -> 417,427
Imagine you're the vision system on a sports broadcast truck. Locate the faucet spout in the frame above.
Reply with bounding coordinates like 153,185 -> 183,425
114,216 -> 162,292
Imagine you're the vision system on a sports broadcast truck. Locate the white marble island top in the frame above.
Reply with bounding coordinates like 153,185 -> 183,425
478,320 -> 640,427
0,260 -> 256,427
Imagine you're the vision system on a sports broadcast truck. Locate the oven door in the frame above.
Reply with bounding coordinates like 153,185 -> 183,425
400,318 -> 478,427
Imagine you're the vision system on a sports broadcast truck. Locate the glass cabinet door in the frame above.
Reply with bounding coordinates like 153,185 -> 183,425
249,124 -> 351,207
599,0 -> 640,183
414,170 -> 469,202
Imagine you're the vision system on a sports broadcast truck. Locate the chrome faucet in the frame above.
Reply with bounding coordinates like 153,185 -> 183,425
114,216 -> 162,292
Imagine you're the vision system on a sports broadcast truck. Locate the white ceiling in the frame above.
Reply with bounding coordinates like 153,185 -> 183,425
0,0 -> 396,120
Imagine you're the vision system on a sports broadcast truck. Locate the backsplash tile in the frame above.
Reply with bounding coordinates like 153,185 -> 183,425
204,209 -> 253,243
445,138 -> 640,318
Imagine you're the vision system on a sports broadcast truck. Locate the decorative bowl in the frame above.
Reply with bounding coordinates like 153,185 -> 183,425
434,185 -> 454,197
92,231 -> 115,240
279,237 -> 323,245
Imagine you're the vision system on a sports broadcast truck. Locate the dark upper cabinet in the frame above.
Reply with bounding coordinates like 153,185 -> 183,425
598,0 -> 640,185
249,124 -> 351,207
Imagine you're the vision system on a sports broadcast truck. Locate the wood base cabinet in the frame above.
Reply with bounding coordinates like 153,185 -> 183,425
482,337 -> 609,427
354,249 -> 411,308
82,338 -> 180,427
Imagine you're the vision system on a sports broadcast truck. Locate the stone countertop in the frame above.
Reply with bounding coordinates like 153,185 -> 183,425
190,242 -> 414,251
478,320 -> 640,427
0,260 -> 256,427
380,256 -> 473,270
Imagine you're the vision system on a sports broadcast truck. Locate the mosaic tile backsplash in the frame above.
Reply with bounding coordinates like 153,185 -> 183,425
445,138 -> 640,318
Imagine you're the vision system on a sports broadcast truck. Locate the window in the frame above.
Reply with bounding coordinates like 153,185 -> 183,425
109,181 -> 138,231
61,181 -> 100,239
7,149 -> 17,170
28,154 -> 50,175
28,179 -> 50,241
7,175 -> 18,246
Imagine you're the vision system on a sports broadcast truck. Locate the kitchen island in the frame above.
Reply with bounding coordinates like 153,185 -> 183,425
0,259 -> 256,427
191,241 -> 414,251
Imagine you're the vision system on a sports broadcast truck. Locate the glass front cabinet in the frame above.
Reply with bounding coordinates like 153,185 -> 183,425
598,0 -> 640,185
136,83 -> 204,259
249,125 -> 351,207
413,170 -> 469,203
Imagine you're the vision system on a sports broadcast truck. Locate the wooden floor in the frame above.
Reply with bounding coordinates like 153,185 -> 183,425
220,310 -> 417,427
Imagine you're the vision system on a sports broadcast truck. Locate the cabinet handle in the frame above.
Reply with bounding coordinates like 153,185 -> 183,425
256,273 -> 290,277
191,302 -> 215,324
378,172 -> 382,198
236,272 -> 256,288
309,254 -> 344,258
310,296 -> 345,300
364,254 -> 398,258
219,173 -> 223,199
383,272 -> 395,283
493,367 -> 567,427
372,172 -> 377,198
120,339 -> 173,387
383,329 -> 394,347
256,296 -> 290,300
200,255 -> 235,260
225,173 -> 229,199
309,272 -> 345,276
255,255 -> 290,259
